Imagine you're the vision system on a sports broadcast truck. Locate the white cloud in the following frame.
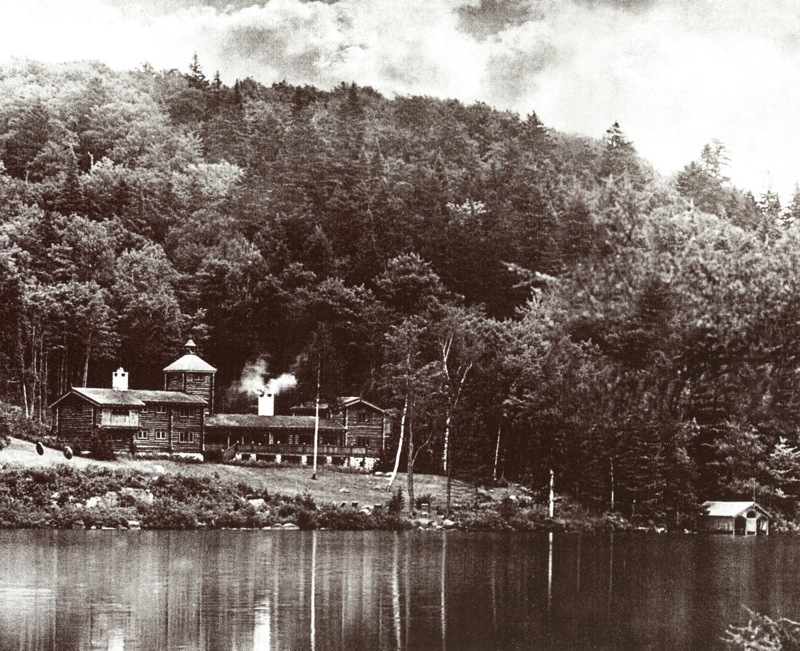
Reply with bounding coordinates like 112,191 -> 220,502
3,0 -> 800,196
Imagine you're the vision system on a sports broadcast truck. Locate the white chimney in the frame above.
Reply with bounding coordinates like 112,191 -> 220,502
258,392 -> 275,416
112,368 -> 128,391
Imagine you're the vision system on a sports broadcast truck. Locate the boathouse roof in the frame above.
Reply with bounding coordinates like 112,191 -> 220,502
701,501 -> 770,519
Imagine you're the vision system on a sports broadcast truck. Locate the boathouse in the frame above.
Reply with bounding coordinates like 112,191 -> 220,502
699,501 -> 770,535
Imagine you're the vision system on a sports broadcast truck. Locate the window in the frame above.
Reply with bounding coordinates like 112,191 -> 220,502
156,405 -> 167,414
136,431 -> 149,440
155,431 -> 167,440
356,436 -> 370,447
111,407 -> 128,416
178,407 -> 191,418
141,405 -> 149,413
178,431 -> 195,443
357,411 -> 371,424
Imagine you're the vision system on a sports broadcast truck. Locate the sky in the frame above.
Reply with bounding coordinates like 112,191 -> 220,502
2,0 -> 799,198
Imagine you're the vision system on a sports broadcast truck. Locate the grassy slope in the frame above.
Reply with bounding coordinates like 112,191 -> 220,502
0,438 -> 502,513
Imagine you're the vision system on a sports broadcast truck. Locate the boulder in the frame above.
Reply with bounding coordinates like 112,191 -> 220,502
281,523 -> 300,530
120,487 -> 154,505
85,491 -> 120,509
248,498 -> 267,511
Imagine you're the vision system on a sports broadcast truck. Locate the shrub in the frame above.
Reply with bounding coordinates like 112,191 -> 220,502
498,496 -> 520,519
89,437 -> 116,461
388,487 -> 404,514
317,505 -> 372,530
724,609 -> 800,650
139,498 -> 198,529
373,512 -> 413,530
415,494 -> 434,510
295,491 -> 316,510
297,507 -> 318,530
0,401 -> 49,443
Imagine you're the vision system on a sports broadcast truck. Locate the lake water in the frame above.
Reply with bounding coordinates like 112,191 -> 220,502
0,530 -> 795,650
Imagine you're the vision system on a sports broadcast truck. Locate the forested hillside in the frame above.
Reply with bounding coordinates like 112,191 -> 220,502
2,58 -> 800,527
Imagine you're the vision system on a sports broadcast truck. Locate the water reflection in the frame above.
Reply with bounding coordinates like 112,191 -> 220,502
2,531 -> 800,650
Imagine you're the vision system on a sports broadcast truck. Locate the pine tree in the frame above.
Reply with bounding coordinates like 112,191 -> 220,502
186,53 -> 209,90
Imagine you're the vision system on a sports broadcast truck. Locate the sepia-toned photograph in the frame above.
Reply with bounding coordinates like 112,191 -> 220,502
0,1 -> 798,649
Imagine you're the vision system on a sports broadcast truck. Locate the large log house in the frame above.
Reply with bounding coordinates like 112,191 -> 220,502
50,341 -> 385,468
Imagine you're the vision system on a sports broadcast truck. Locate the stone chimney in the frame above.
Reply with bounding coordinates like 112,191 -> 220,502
112,368 -> 128,391
258,392 -> 274,416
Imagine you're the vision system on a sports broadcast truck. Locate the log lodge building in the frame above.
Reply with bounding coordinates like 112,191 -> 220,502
50,341 -> 390,469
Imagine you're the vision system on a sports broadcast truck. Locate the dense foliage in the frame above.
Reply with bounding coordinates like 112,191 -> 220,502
0,465 -> 411,530
1,58 -> 799,527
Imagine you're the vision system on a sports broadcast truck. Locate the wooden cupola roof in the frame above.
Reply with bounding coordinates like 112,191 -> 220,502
163,339 -> 217,373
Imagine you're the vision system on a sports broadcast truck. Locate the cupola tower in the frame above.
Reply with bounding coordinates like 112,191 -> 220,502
163,339 -> 217,413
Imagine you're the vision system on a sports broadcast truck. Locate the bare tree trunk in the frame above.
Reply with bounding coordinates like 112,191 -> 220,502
549,468 -> 555,518
59,340 -> 67,396
442,411 -> 451,475
406,414 -> 415,515
387,396 -> 407,490
82,334 -> 92,387
31,327 -> 38,420
446,463 -> 452,518
42,349 -> 49,425
492,419 -> 502,482
439,333 -> 472,477
312,364 -> 320,480
610,457 -> 615,512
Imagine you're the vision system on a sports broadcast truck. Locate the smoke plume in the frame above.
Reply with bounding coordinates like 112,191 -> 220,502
239,359 -> 297,395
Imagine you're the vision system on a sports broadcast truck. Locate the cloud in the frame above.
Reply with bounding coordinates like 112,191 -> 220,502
457,0 -> 546,39
3,0 -> 800,195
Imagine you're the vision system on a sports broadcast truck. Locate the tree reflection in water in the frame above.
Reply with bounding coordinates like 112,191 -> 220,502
0,530 -> 797,650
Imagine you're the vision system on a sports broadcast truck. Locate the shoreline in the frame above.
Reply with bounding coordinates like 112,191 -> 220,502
0,438 -> 634,533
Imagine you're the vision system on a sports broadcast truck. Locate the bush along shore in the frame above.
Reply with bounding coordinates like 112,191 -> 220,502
0,464 -> 635,532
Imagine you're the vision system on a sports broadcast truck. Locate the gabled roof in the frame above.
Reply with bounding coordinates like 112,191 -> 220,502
163,353 -> 217,373
206,414 -> 346,431
50,387 -> 207,408
52,387 -> 145,408
341,397 -> 387,413
702,501 -> 770,519
129,390 -> 207,405
291,397 -> 388,415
